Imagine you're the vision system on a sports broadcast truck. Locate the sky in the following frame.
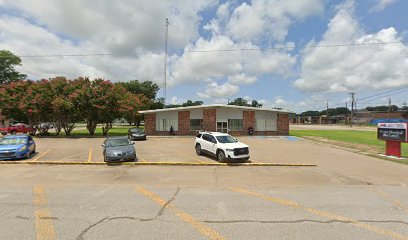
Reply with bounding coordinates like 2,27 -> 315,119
0,0 -> 407,113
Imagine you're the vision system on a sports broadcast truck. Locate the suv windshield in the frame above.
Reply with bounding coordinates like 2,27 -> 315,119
108,139 -> 130,147
216,135 -> 237,143
0,138 -> 27,145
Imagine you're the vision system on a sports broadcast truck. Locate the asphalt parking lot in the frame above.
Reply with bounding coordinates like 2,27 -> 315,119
2,135 -> 408,239
15,136 -> 314,165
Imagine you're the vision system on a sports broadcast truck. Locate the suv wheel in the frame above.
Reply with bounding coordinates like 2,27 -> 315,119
195,144 -> 202,156
217,150 -> 226,163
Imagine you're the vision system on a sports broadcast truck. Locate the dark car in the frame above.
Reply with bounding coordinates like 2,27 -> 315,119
0,135 -> 36,160
128,128 -> 147,140
102,136 -> 137,162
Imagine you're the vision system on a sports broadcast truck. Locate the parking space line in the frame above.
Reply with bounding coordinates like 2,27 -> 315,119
136,153 -> 146,162
32,185 -> 56,240
87,148 -> 93,163
368,188 -> 408,214
229,187 -> 407,240
31,150 -> 51,162
134,186 -> 227,240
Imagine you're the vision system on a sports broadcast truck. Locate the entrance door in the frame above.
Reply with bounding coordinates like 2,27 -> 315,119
217,121 -> 228,133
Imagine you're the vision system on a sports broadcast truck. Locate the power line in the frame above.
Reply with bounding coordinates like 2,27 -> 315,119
0,41 -> 404,59
357,86 -> 408,101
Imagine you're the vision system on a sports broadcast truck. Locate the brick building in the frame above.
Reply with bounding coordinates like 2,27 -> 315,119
139,104 -> 291,136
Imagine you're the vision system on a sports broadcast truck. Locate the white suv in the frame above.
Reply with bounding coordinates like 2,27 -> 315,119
195,132 -> 250,162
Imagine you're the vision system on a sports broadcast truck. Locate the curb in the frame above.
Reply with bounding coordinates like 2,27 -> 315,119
0,161 -> 317,167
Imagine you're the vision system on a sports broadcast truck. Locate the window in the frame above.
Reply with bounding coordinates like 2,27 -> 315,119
228,119 -> 243,131
196,133 -> 202,138
190,119 -> 203,130
156,118 -> 178,131
256,119 -> 277,131
202,134 -> 210,141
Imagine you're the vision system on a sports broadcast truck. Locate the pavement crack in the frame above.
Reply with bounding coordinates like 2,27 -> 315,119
76,217 -> 109,240
156,187 -> 181,218
202,219 -> 408,225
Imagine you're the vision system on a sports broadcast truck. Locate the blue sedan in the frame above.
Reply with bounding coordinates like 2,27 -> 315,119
0,135 -> 36,160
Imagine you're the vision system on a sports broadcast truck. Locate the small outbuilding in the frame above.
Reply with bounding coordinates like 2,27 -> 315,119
139,104 -> 291,136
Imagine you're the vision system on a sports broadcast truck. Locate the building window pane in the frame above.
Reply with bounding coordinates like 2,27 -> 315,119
256,119 -> 276,131
228,119 -> 243,131
190,119 -> 203,130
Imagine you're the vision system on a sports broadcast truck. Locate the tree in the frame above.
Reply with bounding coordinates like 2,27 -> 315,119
117,80 -> 159,100
120,93 -> 150,127
165,99 -> 204,108
228,98 -> 248,106
49,77 -> 82,136
0,50 -> 27,84
251,100 -> 263,108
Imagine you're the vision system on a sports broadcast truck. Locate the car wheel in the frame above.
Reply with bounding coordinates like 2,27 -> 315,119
32,146 -> 36,154
11,130 -> 17,135
195,144 -> 202,155
217,150 -> 225,163
1,132 -> 6,135
25,151 -> 30,159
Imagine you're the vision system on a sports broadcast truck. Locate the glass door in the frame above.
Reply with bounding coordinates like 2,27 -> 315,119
217,121 -> 228,133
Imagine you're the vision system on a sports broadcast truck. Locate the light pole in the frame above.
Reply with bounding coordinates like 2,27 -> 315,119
163,18 -> 169,108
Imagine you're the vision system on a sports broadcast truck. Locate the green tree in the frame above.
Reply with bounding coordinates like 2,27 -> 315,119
117,80 -> 159,100
228,98 -> 248,106
0,50 -> 27,84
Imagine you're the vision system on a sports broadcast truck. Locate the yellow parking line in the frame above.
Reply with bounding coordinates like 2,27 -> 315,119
136,153 -> 146,162
135,186 -> 227,240
229,187 -> 408,240
368,188 -> 408,214
87,148 -> 93,163
33,185 -> 56,240
31,150 -> 51,162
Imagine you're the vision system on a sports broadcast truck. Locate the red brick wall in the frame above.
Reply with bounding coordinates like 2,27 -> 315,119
277,114 -> 289,135
144,113 -> 156,135
203,108 -> 216,132
178,111 -> 196,135
243,111 -> 255,132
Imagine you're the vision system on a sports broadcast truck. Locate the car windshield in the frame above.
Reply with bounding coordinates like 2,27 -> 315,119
130,128 -> 144,133
108,139 -> 130,147
216,135 -> 237,143
0,138 -> 27,145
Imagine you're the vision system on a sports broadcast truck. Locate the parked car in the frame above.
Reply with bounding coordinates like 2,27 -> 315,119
0,123 -> 34,135
128,128 -> 147,140
0,135 -> 36,160
195,131 -> 250,163
102,136 -> 137,162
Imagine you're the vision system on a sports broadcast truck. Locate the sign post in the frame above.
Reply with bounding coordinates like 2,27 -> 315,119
377,123 -> 408,158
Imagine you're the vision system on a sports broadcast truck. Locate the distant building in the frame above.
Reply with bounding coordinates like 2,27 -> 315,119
139,104 -> 291,136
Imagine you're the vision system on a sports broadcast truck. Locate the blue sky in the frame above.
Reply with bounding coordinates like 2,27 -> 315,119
0,0 -> 407,112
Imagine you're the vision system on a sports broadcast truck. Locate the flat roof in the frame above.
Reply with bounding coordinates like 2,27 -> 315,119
138,104 -> 292,114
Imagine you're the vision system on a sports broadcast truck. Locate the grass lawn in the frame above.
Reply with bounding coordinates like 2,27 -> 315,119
290,130 -> 408,158
62,126 -> 142,137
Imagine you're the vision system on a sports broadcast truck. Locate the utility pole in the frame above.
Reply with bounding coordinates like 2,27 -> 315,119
388,98 -> 391,118
349,93 -> 355,127
345,102 -> 348,125
163,18 -> 169,108
326,100 -> 329,125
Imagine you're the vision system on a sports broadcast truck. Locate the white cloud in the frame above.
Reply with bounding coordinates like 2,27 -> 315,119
226,0 -> 324,42
170,35 -> 296,87
295,2 -> 408,93
228,74 -> 257,85
170,96 -> 185,105
1,0 -> 217,50
371,0 -> 399,12
197,82 -> 239,99
0,0 -> 217,84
